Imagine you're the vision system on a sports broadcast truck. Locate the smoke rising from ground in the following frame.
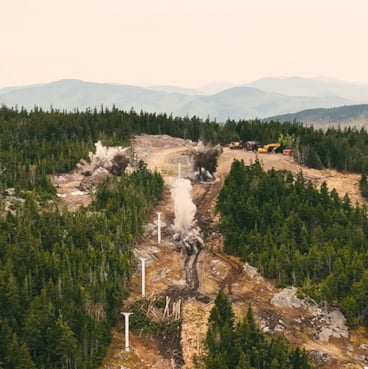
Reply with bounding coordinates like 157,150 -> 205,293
171,178 -> 196,235
190,142 -> 222,181
170,160 -> 203,292
88,141 -> 129,175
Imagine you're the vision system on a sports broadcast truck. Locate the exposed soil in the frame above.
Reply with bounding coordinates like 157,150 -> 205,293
52,134 -> 368,369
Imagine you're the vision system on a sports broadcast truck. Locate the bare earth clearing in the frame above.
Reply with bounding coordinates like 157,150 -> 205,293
53,135 -> 368,369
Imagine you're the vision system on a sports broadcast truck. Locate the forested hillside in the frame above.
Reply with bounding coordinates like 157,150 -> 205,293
2,104 -> 368,368
216,159 -> 368,328
267,104 -> 368,127
198,291 -> 310,369
0,164 -> 163,368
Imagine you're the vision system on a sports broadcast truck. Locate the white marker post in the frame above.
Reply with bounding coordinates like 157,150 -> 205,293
156,212 -> 162,244
121,312 -> 133,352
139,257 -> 147,297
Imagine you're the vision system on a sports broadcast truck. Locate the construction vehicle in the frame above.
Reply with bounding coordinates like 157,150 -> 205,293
245,141 -> 261,151
257,143 -> 280,153
228,141 -> 243,149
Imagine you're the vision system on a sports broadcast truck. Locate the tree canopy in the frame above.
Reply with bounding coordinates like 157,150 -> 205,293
3,105 -> 368,200
202,291 -> 311,369
0,165 -> 163,369
216,159 -> 368,327
2,104 -> 368,367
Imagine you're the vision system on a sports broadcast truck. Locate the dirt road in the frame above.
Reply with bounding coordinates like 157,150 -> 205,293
54,135 -> 368,369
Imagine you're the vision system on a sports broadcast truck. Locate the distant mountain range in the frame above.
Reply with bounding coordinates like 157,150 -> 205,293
1,77 -> 368,123
267,104 -> 368,127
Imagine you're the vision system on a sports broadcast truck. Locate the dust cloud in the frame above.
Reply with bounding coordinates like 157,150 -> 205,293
170,178 -> 197,235
88,141 -> 129,174
191,142 -> 222,181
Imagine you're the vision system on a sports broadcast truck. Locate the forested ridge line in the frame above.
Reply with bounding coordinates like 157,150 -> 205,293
216,159 -> 368,328
2,105 -> 368,199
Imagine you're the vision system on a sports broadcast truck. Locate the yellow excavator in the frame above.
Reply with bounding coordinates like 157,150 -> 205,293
228,141 -> 243,149
257,143 -> 280,153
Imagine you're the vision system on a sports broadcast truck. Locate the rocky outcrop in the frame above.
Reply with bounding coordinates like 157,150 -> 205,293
270,286 -> 349,342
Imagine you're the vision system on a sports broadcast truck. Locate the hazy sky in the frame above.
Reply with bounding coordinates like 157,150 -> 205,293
2,0 -> 368,88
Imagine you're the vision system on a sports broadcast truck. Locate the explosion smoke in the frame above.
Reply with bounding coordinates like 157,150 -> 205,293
190,142 -> 222,182
170,150 -> 205,291
88,141 -> 129,174
171,177 -> 196,235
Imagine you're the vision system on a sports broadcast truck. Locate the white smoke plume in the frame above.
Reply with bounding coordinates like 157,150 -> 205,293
171,177 -> 197,235
88,141 -> 128,170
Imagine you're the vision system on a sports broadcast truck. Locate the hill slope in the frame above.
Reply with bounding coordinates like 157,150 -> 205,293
86,135 -> 367,369
267,104 -> 368,127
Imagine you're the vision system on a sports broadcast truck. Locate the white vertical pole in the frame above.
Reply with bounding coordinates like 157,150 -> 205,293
121,312 -> 133,352
133,151 -> 137,172
157,212 -> 161,244
139,257 -> 146,297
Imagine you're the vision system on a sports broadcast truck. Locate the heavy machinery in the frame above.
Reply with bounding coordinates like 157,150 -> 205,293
245,140 -> 261,151
228,141 -> 243,149
257,143 -> 280,153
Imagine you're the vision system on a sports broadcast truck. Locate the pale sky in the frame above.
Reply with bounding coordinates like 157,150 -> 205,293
2,0 -> 368,88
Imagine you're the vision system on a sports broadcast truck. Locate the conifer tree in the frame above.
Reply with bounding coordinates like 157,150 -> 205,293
235,352 -> 252,369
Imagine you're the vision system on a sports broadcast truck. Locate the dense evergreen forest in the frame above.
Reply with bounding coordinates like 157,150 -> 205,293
2,105 -> 368,200
0,165 -> 163,369
216,159 -> 368,328
196,291 -> 311,369
2,104 -> 368,367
